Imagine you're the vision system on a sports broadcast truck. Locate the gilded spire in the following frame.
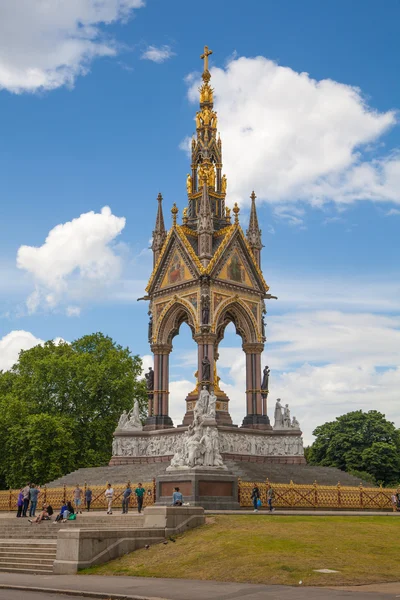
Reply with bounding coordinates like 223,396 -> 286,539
151,192 -> 167,265
185,47 -> 227,228
246,191 -> 262,266
197,175 -> 213,265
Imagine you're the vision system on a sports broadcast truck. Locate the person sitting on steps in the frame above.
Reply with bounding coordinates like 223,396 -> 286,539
28,503 -> 53,524
172,487 -> 183,506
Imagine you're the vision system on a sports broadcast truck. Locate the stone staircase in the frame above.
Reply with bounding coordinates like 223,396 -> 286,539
0,514 -> 145,573
0,540 -> 57,574
46,461 -> 372,488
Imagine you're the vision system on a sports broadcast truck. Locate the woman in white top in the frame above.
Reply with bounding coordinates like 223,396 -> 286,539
105,483 -> 114,515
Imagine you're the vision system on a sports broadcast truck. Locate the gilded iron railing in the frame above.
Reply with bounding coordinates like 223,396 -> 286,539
1,479 -> 397,511
238,479 -> 398,510
0,481 -> 156,512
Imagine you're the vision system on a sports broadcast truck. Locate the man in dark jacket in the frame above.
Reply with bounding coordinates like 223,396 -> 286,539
251,483 -> 260,512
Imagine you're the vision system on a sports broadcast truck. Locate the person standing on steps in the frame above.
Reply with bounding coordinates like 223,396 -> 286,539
73,484 -> 83,514
85,486 -> 92,512
22,482 -> 30,517
135,483 -> 145,514
29,483 -> 40,517
251,483 -> 260,513
105,483 -> 114,514
16,488 -> 24,518
267,484 -> 275,512
122,483 -> 132,514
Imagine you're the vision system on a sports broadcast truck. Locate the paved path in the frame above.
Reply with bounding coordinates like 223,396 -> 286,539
0,573 -> 399,599
1,510 -> 399,519
0,591 -> 88,600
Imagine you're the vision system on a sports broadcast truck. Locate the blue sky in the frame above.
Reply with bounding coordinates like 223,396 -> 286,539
0,0 -> 399,442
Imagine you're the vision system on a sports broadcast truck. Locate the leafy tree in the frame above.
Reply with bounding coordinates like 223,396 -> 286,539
308,410 -> 400,485
0,332 -> 147,488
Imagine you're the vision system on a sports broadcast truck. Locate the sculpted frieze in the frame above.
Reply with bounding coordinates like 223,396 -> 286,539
112,430 -> 304,458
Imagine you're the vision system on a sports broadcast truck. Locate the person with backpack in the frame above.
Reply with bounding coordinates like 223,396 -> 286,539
251,483 -> 260,512
267,485 -> 275,512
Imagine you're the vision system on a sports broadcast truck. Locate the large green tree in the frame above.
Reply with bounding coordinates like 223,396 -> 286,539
308,410 -> 400,485
0,332 -> 147,488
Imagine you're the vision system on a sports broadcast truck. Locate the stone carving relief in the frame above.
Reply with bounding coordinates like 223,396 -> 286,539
112,430 -> 304,459
218,433 -> 304,457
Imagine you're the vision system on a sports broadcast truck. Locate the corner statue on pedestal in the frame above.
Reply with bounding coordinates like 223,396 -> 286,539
273,399 -> 301,431
168,387 -> 226,470
117,400 -> 143,431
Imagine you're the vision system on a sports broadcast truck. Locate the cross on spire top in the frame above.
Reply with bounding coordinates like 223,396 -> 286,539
200,45 -> 213,74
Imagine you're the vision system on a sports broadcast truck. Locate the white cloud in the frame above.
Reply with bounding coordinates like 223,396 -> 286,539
169,309 -> 400,445
266,272 -> 400,313
17,206 -> 126,314
0,0 -> 144,94
0,330 -> 44,371
0,330 -> 68,371
141,45 -> 175,64
215,310 -> 400,445
186,56 -> 400,208
66,306 -> 81,317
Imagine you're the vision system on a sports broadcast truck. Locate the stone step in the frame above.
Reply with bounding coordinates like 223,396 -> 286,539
0,542 -> 56,549
0,566 -> 54,575
1,533 -> 58,539
46,460 -> 372,488
0,556 -> 55,565
0,551 -> 56,559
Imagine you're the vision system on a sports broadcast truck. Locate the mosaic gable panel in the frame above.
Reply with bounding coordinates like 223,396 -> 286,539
160,249 -> 194,290
215,248 -> 255,289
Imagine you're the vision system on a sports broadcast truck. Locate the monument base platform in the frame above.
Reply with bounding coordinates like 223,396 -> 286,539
156,469 -> 240,510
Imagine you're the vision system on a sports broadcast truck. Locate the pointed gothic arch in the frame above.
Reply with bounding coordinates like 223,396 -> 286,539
213,297 -> 260,346
154,296 -> 198,346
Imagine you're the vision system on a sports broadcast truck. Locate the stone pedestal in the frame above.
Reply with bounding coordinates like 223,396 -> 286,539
144,415 -> 174,431
156,469 -> 240,510
241,414 -> 272,429
182,387 -> 233,427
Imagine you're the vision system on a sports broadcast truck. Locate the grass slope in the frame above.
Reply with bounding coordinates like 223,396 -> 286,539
82,515 -> 400,586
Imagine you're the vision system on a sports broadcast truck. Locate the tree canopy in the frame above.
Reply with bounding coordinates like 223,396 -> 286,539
307,410 -> 400,486
0,332 -> 147,489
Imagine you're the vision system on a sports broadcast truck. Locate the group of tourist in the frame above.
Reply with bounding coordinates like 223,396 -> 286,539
106,482 -> 146,514
251,483 -> 275,513
16,482 -> 150,520
16,483 -> 41,518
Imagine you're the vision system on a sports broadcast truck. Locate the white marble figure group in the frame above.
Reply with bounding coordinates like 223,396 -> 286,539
273,398 -> 300,430
169,386 -> 226,470
117,399 -> 143,431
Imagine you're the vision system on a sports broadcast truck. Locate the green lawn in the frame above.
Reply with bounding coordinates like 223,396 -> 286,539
82,515 -> 400,586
